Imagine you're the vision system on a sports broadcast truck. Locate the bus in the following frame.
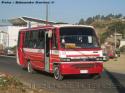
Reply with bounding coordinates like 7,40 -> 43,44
17,25 -> 104,80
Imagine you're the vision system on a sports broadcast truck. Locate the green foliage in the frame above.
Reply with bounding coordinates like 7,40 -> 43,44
108,21 -> 125,34
86,17 -> 94,25
120,45 -> 125,52
78,13 -> 125,44
100,32 -> 109,43
10,46 -> 17,50
79,13 -> 125,25
78,18 -> 85,25
100,21 -> 125,44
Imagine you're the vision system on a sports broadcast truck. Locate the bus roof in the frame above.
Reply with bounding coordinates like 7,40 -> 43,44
20,24 -> 94,31
53,24 -> 94,28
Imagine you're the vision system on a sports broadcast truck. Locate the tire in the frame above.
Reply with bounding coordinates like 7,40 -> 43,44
27,61 -> 34,73
53,66 -> 63,80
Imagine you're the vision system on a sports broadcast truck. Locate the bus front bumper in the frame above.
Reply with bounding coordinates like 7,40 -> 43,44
59,62 -> 103,75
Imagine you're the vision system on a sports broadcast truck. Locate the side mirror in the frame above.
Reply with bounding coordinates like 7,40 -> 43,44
48,30 -> 52,38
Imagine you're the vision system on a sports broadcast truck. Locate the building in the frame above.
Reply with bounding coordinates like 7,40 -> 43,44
10,16 -> 55,27
120,39 -> 125,47
0,26 -> 26,49
0,17 -> 55,49
0,21 -> 11,49
114,33 -> 123,40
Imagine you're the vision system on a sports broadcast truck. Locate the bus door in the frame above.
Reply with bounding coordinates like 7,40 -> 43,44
44,32 -> 50,72
17,31 -> 25,66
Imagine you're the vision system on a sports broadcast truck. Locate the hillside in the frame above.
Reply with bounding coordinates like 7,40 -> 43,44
78,14 -> 125,44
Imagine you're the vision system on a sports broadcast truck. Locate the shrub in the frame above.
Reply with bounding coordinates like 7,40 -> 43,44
120,45 -> 125,52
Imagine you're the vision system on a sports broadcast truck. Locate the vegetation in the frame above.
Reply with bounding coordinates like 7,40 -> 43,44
10,45 -> 17,53
120,45 -> 125,52
0,73 -> 52,93
78,13 -> 125,44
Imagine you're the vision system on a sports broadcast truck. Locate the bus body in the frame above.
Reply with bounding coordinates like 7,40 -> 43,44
17,25 -> 104,80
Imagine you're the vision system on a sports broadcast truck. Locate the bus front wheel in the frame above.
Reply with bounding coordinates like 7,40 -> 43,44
27,61 -> 34,73
54,66 -> 63,80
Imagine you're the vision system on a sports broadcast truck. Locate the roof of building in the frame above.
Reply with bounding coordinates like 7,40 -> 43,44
9,16 -> 56,26
0,20 -> 12,26
114,33 -> 123,36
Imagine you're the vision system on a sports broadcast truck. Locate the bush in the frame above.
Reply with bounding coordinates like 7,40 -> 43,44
120,45 -> 125,52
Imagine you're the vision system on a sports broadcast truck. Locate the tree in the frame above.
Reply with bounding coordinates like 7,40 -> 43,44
115,14 -> 122,18
108,21 -> 125,35
86,17 -> 94,25
101,15 -> 105,20
94,15 -> 101,20
78,18 -> 85,25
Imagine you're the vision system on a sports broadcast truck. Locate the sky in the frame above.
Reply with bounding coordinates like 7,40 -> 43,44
0,0 -> 125,23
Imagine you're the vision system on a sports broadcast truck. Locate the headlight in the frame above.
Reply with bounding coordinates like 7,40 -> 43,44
60,58 -> 71,62
96,57 -> 103,61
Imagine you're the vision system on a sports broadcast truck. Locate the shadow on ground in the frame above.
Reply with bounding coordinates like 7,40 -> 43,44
105,68 -> 125,93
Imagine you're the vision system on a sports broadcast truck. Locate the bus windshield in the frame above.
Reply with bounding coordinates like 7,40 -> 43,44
60,27 -> 99,48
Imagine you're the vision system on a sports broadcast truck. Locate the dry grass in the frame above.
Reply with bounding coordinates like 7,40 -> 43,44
0,73 -> 52,93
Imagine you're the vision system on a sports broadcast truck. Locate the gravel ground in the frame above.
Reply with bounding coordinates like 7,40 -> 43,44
104,53 -> 125,90
104,53 -> 125,74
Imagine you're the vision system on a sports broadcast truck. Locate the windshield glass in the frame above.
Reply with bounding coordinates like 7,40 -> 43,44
60,27 -> 99,48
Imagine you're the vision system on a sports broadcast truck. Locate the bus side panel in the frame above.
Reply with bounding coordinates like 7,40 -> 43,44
49,50 -> 60,73
23,48 -> 45,70
30,50 -> 45,70
17,31 -> 25,66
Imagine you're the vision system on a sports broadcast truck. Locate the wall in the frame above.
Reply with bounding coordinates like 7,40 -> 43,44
0,26 -> 26,48
120,39 -> 125,47
0,26 -> 8,48
8,26 -> 26,47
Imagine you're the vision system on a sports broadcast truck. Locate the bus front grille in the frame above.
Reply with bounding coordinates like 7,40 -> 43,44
71,63 -> 95,69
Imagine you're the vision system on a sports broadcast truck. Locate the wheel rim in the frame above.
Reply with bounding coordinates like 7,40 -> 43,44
27,62 -> 32,73
54,67 -> 60,79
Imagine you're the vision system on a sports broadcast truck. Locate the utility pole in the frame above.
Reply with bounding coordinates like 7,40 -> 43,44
45,1 -> 54,26
46,2 -> 49,25
114,27 -> 118,60
115,28 -> 117,50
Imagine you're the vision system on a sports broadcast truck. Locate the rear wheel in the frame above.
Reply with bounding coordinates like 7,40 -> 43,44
27,61 -> 34,73
54,66 -> 63,80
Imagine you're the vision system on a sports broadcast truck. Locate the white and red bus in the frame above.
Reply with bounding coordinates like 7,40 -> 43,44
17,25 -> 104,80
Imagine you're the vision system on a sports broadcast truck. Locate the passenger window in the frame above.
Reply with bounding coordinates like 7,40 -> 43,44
52,30 -> 58,49
37,29 -> 45,49
24,31 -> 30,48
32,31 -> 38,48
24,29 -> 45,49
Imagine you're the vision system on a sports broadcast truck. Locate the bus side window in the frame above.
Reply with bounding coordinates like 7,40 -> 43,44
17,32 -> 21,47
32,31 -> 38,48
29,31 -> 33,48
52,30 -> 58,49
24,32 -> 27,48
37,30 -> 45,49
24,31 -> 30,48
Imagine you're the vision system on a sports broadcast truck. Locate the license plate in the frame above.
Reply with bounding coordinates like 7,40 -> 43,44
80,70 -> 88,73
